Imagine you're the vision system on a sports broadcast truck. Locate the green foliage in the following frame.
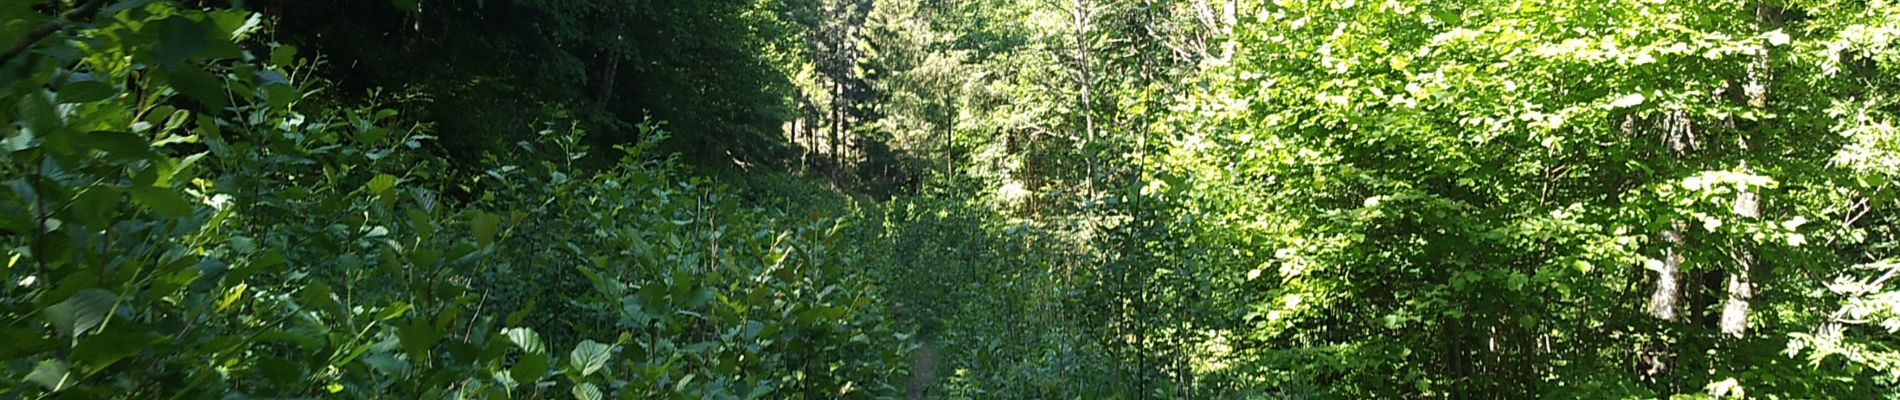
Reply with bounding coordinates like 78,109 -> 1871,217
1147,0 -> 1900,397
1,2 -> 909,398
13,0 -> 1900,398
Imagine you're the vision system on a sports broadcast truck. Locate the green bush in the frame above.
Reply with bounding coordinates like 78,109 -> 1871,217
1,3 -> 908,398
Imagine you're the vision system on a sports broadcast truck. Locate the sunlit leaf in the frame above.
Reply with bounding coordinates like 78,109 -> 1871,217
572,382 -> 602,400
569,340 -> 612,377
503,327 -> 545,354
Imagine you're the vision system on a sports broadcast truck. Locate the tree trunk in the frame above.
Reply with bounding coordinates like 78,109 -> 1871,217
943,93 -> 954,181
795,106 -> 809,172
1649,225 -> 1686,321
1072,0 -> 1096,200
1719,192 -> 1758,337
1719,2 -> 1776,338
597,51 -> 619,104
1649,109 -> 1688,323
597,25 -> 624,104
832,78 -> 844,182
1642,112 -> 1687,383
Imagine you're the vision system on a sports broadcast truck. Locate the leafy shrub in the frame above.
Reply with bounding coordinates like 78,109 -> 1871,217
1,3 -> 908,398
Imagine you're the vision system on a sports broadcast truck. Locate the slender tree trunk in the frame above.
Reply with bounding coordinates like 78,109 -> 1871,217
597,52 -> 618,104
832,78 -> 844,183
1648,110 -> 1688,324
943,93 -> 954,182
1222,0 -> 1236,61
1719,2 -> 1777,338
1650,225 -> 1686,321
796,106 -> 809,172
1642,110 -> 1688,383
1721,193 -> 1759,337
597,25 -> 624,104
1072,0 -> 1096,199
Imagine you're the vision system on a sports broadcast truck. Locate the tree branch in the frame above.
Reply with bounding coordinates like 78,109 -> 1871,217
0,0 -> 112,68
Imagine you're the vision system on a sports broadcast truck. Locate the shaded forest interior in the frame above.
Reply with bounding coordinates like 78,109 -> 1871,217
5,0 -> 1900,399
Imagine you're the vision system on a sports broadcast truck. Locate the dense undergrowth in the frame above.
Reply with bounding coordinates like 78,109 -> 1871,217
0,4 -> 921,398
11,0 -> 1900,399
0,4 -> 1120,398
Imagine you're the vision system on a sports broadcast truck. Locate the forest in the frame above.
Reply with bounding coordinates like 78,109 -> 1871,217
3,0 -> 1900,398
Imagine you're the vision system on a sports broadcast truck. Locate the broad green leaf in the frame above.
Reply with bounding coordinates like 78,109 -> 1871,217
205,10 -> 265,43
43,289 -> 116,338
26,359 -> 71,392
569,340 -> 612,377
369,174 -> 398,194
130,186 -> 194,217
358,126 -> 390,143
72,329 -> 159,372
57,80 -> 115,103
408,208 -> 435,241
216,282 -> 248,311
4,128 -> 35,152
511,353 -> 549,384
471,212 -> 502,246
637,283 -> 668,312
399,317 -> 444,359
156,152 -> 206,188
0,3 -> 46,45
270,45 -> 299,65
683,286 -> 714,309
263,83 -> 298,108
503,327 -> 545,354
362,352 -> 411,378
377,302 -> 414,320
83,131 -> 157,162
0,327 -> 56,359
165,67 -> 229,111
578,266 -> 622,298
149,16 -> 210,66
572,382 -> 602,400
18,90 -> 61,139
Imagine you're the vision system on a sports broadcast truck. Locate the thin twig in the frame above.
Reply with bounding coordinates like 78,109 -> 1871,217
463,287 -> 489,343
